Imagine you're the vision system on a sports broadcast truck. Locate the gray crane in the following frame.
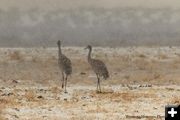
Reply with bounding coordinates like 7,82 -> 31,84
85,45 -> 109,93
57,40 -> 72,93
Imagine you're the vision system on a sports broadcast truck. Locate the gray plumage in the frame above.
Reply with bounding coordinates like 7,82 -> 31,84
85,45 -> 109,92
57,40 -> 72,93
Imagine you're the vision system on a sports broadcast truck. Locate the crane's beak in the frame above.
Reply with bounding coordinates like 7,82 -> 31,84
84,47 -> 88,50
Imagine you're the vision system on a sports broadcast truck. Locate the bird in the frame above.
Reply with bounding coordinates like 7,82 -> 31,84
57,40 -> 72,93
85,45 -> 109,93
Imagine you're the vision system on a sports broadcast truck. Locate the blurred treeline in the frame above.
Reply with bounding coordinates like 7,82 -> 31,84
0,7 -> 179,47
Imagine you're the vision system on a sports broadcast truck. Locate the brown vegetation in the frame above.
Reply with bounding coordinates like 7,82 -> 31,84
0,47 -> 179,119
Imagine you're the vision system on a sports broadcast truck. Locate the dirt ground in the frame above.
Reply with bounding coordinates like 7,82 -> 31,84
0,47 -> 180,120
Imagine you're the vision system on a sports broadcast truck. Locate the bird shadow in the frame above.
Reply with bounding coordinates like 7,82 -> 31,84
96,90 -> 114,94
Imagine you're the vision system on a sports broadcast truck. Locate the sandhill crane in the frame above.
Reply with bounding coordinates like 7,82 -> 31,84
85,45 -> 109,93
57,40 -> 72,93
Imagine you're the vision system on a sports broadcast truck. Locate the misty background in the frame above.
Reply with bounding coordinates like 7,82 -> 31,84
0,5 -> 180,47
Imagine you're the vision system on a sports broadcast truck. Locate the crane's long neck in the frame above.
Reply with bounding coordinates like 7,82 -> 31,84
58,44 -> 62,58
88,48 -> 92,62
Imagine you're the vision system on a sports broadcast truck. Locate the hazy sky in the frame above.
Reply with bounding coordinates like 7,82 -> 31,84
1,0 -> 180,10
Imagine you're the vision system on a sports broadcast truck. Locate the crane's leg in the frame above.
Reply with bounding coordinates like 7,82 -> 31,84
96,74 -> 99,92
98,77 -> 101,93
64,74 -> 68,93
61,72 -> 64,89
96,74 -> 101,93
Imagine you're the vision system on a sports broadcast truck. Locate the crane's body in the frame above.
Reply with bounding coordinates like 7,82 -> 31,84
86,45 -> 109,92
57,40 -> 72,93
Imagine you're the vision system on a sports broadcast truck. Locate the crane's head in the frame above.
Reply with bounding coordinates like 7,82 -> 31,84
85,45 -> 92,50
57,40 -> 61,46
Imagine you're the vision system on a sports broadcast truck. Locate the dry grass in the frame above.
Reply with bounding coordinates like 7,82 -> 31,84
0,47 -> 179,119
24,90 -> 36,102
169,97 -> 180,105
0,47 -> 179,85
0,104 -> 5,120
0,84 -> 179,120
158,53 -> 169,59
89,91 -> 156,103
134,58 -> 150,70
137,53 -> 146,58
0,95 -> 15,120
8,50 -> 24,61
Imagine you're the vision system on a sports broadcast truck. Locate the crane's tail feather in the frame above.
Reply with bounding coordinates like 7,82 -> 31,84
103,73 -> 109,80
